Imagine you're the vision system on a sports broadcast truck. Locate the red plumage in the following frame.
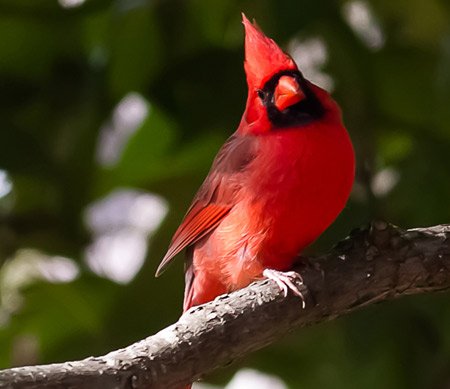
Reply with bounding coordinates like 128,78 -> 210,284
156,14 -> 355,315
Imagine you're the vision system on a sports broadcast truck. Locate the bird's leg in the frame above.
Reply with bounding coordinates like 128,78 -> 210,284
263,269 -> 305,308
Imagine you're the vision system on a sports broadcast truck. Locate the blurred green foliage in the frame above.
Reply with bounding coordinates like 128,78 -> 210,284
0,0 -> 449,388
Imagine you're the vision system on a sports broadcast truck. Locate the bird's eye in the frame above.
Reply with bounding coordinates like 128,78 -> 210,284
257,89 -> 265,100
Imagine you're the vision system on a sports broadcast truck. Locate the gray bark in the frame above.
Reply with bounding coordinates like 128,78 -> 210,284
1,221 -> 449,389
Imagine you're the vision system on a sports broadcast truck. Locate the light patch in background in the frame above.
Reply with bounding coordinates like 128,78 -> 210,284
85,232 -> 148,284
84,189 -> 168,284
58,0 -> 86,8
371,167 -> 400,197
288,37 -> 334,91
225,368 -> 287,389
343,0 -> 385,50
0,170 -> 13,199
0,250 -> 79,327
97,92 -> 149,167
194,368 -> 288,389
37,256 -> 79,283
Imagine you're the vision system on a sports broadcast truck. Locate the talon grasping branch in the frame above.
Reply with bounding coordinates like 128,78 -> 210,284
263,269 -> 306,308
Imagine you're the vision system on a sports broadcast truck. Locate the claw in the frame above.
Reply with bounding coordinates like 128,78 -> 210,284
263,269 -> 306,308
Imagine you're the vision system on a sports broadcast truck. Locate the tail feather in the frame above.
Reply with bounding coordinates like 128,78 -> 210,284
182,252 -> 194,388
183,249 -> 195,312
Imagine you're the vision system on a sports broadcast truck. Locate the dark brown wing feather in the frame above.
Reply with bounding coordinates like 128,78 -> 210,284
155,133 -> 257,277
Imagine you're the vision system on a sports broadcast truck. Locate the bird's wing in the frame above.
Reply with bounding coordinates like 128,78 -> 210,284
155,134 -> 257,277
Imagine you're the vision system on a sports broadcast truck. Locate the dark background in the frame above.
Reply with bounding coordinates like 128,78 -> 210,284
1,0 -> 450,388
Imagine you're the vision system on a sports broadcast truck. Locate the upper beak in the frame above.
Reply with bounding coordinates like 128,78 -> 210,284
274,76 -> 304,111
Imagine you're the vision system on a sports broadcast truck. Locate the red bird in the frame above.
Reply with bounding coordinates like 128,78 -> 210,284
156,15 -> 355,314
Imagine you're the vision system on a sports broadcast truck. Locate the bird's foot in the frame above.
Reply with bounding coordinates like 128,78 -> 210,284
263,269 -> 306,308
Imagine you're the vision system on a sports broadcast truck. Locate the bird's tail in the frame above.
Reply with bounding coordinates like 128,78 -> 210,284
181,259 -> 194,389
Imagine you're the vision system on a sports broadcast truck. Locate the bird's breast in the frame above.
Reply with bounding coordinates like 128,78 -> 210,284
247,122 -> 355,268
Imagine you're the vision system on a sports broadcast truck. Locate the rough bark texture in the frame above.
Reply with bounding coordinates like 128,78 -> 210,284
1,222 -> 449,389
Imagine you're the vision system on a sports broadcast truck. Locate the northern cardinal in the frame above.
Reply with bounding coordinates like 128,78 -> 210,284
156,15 -> 354,316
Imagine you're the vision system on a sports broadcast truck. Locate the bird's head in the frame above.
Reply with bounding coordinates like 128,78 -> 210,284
238,14 -> 341,135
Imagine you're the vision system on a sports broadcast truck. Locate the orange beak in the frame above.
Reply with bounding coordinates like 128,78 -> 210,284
274,76 -> 304,111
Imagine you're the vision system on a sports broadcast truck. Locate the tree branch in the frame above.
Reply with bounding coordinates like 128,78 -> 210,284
1,222 -> 449,389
